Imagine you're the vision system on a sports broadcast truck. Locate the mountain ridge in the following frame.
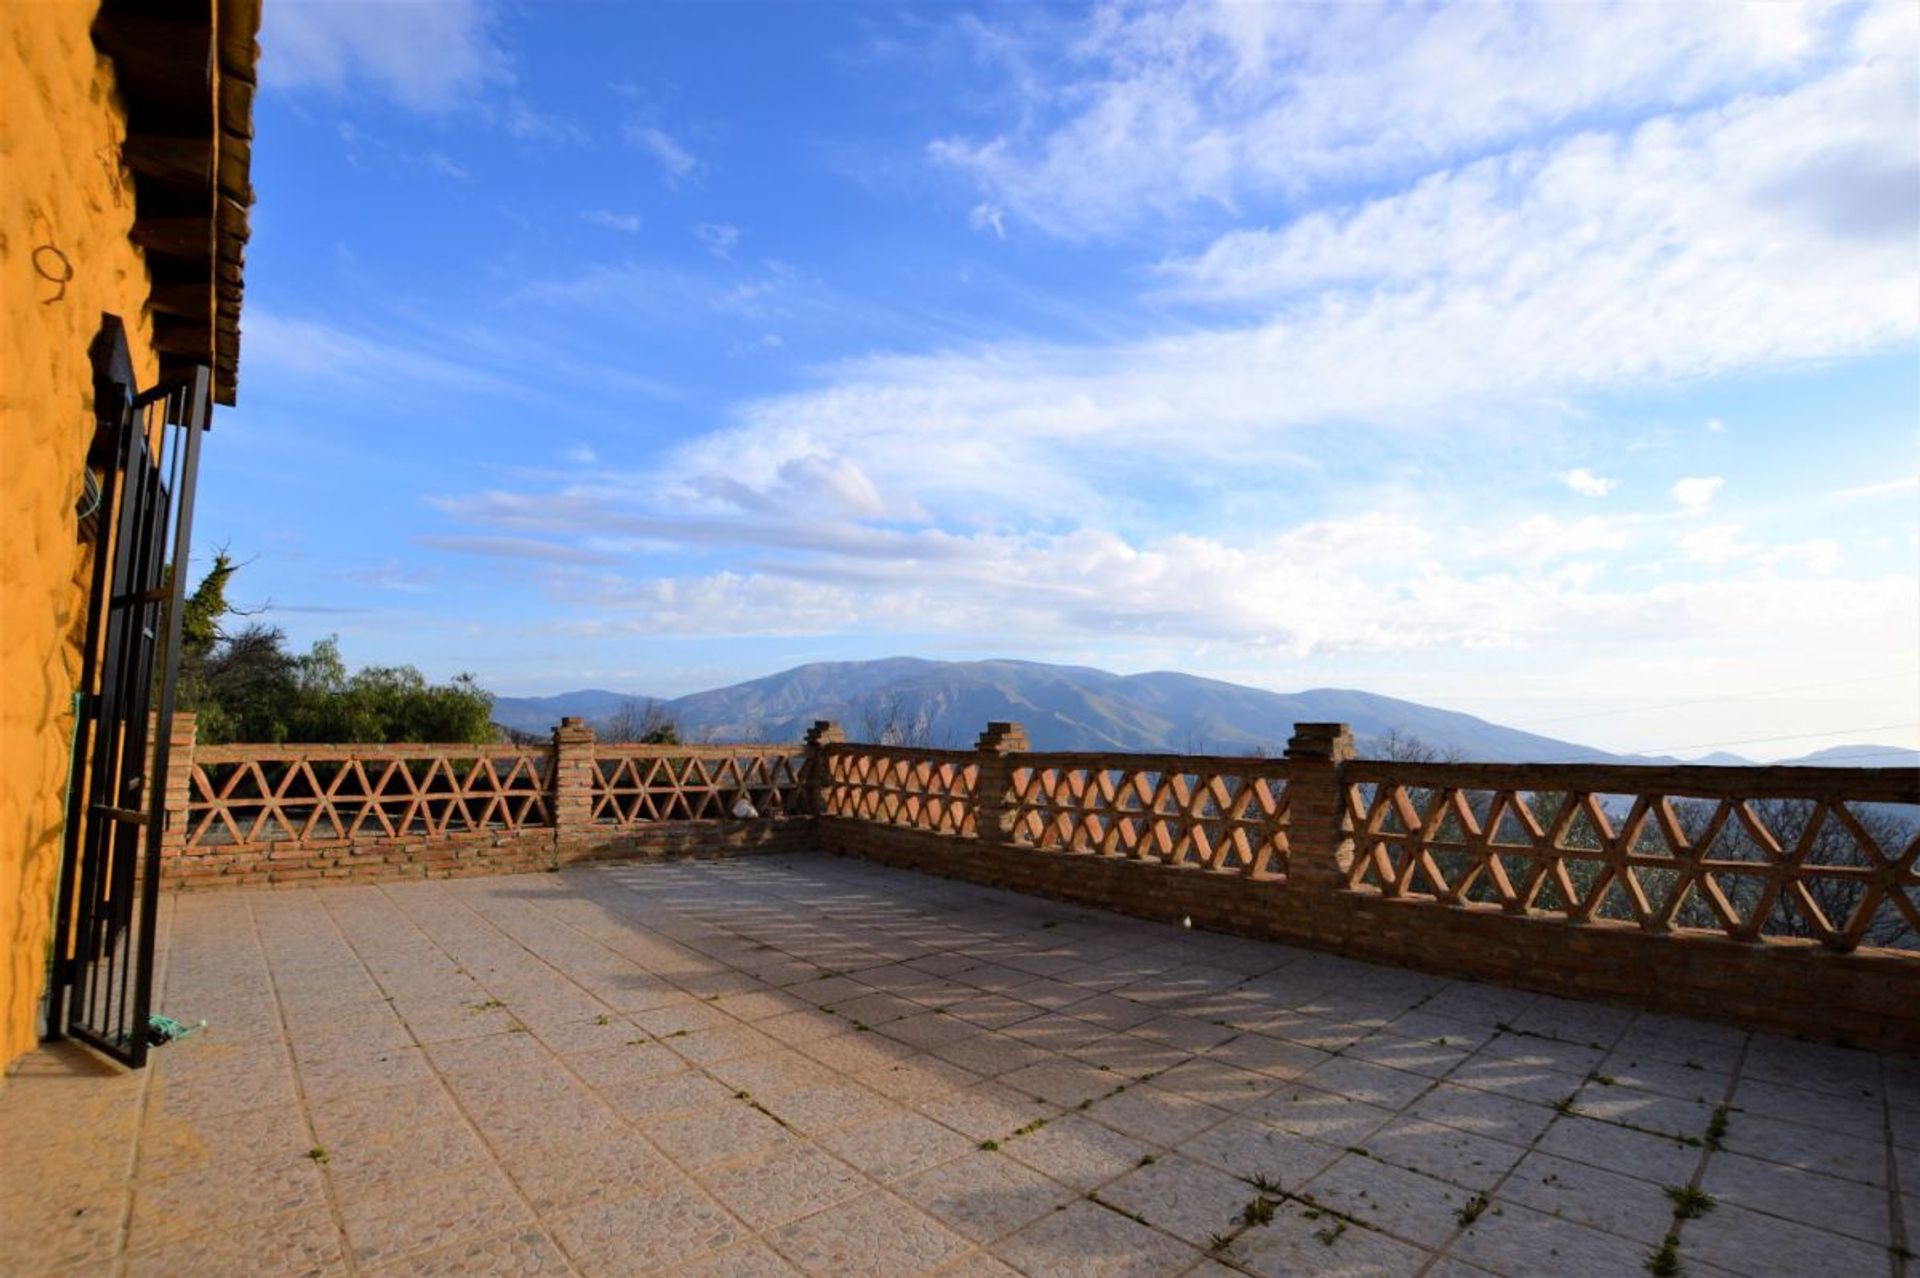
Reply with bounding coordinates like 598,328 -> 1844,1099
490,657 -> 1915,767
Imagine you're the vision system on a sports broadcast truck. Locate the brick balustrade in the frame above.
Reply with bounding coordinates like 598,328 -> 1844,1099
812,720 -> 1920,1053
159,716 -> 1920,1049
162,718 -> 811,888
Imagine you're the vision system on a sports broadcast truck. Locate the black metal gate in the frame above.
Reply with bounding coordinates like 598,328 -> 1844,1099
48,317 -> 209,1067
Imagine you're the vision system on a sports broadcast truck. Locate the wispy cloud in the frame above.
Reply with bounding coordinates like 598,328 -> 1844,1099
627,125 -> 701,185
695,222 -> 740,258
932,0 -> 1849,237
428,477 -> 1913,670
1832,476 -> 1920,502
581,209 -> 644,233
263,0 -> 507,112
969,203 -> 1006,239
499,99 -> 587,144
1562,469 -> 1618,498
416,535 -> 618,565
420,151 -> 470,181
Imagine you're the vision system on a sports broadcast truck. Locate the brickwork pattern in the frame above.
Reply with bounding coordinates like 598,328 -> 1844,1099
165,718 -> 811,889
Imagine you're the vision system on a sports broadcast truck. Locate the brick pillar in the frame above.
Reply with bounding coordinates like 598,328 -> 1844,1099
1285,722 -> 1356,891
802,720 -> 845,816
970,721 -> 1030,848
550,717 -> 597,864
157,712 -> 197,874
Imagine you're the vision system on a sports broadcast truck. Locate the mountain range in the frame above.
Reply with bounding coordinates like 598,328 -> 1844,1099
490,658 -> 1917,767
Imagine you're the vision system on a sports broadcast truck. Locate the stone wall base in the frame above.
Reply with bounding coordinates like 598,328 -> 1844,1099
163,819 -> 814,890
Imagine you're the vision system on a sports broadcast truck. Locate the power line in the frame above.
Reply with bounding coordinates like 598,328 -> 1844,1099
1637,722 -> 1920,756
1509,672 -> 1914,730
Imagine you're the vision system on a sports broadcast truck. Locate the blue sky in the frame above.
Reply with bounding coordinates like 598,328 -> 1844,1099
201,0 -> 1919,758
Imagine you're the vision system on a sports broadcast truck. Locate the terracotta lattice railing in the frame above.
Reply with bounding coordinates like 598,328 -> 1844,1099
1343,760 -> 1920,952
184,743 -> 553,847
176,725 -> 807,857
816,744 -> 979,836
1007,753 -> 1293,878
812,723 -> 1919,957
591,745 -> 808,825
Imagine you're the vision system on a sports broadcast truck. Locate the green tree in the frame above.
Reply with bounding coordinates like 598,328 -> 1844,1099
173,557 -> 495,744
179,550 -> 238,662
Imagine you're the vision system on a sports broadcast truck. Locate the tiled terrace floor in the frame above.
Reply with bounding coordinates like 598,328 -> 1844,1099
3,854 -> 1914,1278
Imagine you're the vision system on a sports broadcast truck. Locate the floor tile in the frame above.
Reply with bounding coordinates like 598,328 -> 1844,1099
996,1198 -> 1205,1278
771,1191 -> 971,1278
896,1149 -> 1075,1243
547,1176 -> 743,1276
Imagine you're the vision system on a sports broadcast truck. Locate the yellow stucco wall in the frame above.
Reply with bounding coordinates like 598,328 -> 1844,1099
1,0 -> 157,1070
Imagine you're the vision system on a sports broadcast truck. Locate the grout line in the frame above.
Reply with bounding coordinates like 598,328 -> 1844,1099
369,876 -> 821,1271
1413,1007 -> 1645,1276
1884,1054 -> 1909,1278
478,863 -> 1219,1262
316,881 -> 588,1274
1656,1030 -> 1751,1277
240,890 -> 360,1277
112,890 -> 176,1276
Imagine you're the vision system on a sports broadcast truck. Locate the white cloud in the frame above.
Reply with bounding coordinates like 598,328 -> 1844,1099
1832,476 -> 1920,502
433,482 -> 1916,672
628,35 -> 1914,536
932,0 -> 1849,237
264,0 -> 506,112
730,333 -> 786,357
1705,416 -> 1727,432
1671,476 -> 1726,511
1677,523 -> 1752,563
695,222 -> 741,258
1562,468 -> 1618,498
970,203 -> 1007,239
581,210 -> 643,233
420,151 -> 470,180
500,100 -> 587,144
565,445 -> 598,465
1159,49 -> 1916,310
627,125 -> 700,184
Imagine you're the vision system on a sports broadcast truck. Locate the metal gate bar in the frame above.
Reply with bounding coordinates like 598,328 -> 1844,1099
49,318 -> 207,1067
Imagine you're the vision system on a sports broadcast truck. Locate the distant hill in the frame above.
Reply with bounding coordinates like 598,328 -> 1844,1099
497,658 -> 1612,761
490,689 -> 656,735
1774,744 -> 1920,769
492,659 -> 1920,766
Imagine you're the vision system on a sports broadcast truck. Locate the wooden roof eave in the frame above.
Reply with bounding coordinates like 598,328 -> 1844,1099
93,0 -> 261,408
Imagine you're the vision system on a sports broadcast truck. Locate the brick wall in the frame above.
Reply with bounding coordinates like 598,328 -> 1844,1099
161,717 -> 813,889
813,816 -> 1920,1052
813,720 -> 1920,1054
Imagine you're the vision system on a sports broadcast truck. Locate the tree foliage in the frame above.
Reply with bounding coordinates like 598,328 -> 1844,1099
602,698 -> 680,745
856,689 -> 940,747
176,558 -> 494,745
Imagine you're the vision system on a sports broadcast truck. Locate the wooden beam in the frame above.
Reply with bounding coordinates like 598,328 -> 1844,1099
148,283 -> 209,319
130,218 -> 212,257
92,11 -> 211,94
150,319 -> 213,357
123,134 -> 211,185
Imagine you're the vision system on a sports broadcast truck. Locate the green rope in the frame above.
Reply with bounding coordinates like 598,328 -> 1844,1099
147,1014 -> 204,1045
